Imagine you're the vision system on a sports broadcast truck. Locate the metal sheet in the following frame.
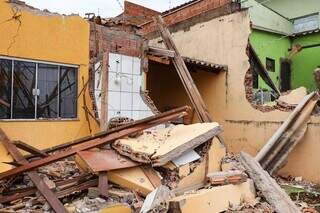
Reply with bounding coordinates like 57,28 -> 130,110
77,149 -> 139,172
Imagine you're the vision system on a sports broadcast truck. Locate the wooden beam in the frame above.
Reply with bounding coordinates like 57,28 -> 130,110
256,92 -> 318,174
13,140 -> 48,158
23,106 -> 190,160
248,43 -> 281,95
153,15 -> 212,123
141,166 -> 162,188
0,107 -> 189,180
239,152 -> 300,213
0,129 -> 68,213
148,46 -> 175,58
98,172 -> 109,198
148,55 -> 170,65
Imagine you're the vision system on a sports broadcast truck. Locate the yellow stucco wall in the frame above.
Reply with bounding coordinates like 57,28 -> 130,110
148,11 -> 320,183
0,1 -> 99,172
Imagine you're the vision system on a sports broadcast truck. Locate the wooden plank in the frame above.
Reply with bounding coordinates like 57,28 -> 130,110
239,152 -> 300,213
248,43 -> 281,95
0,129 -> 68,213
148,46 -> 175,58
100,53 -> 108,131
148,55 -> 170,65
153,15 -> 212,123
1,174 -> 93,203
256,92 -> 318,174
23,106 -> 190,160
13,140 -> 48,158
0,107 -> 189,180
76,150 -> 139,172
98,172 -> 109,198
141,166 -> 162,188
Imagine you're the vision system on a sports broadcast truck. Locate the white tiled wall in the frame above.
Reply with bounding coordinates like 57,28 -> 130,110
106,53 -> 154,121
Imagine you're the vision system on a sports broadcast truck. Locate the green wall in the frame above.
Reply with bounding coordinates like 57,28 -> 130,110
256,0 -> 320,19
291,32 -> 320,91
250,30 -> 291,90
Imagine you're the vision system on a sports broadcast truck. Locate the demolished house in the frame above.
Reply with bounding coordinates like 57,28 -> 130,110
0,0 -> 320,212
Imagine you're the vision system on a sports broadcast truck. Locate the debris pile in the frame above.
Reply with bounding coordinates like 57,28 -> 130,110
1,102 -> 319,213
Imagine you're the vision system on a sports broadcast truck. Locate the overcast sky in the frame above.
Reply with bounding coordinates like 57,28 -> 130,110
23,0 -> 191,17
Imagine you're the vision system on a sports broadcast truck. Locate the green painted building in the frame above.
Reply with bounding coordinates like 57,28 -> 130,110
243,0 -> 320,93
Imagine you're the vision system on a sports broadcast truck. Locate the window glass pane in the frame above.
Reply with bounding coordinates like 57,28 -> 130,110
0,59 -> 12,119
12,61 -> 36,119
37,64 -> 59,119
59,66 -> 77,118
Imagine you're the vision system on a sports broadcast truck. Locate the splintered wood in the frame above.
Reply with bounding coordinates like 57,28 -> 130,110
112,123 -> 222,166
256,92 -> 319,174
240,152 -> 300,213
153,15 -> 212,123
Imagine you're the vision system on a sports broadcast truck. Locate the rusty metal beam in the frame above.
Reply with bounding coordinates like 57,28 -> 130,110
24,106 -> 190,160
0,129 -> 68,213
0,106 -> 189,181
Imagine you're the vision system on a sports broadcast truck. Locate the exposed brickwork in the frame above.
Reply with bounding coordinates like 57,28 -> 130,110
88,22 -> 144,118
139,0 -> 232,35
89,22 -> 143,59
124,1 -> 159,19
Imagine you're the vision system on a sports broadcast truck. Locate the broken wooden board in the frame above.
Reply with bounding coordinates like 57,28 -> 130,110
0,129 -> 68,213
169,180 -> 256,213
153,15 -> 212,122
107,166 -> 157,196
256,92 -> 319,174
0,107 -> 189,181
112,123 -> 221,166
240,152 -> 300,213
76,149 -> 139,173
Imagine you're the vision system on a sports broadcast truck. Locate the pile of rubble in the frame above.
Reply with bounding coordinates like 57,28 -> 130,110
0,103 -> 319,213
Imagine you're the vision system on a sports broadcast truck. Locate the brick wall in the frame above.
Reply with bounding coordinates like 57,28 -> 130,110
89,23 -> 143,59
124,1 -> 160,19
139,0 -> 232,35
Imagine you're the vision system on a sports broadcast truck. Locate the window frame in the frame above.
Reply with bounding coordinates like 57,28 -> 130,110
0,56 -> 79,121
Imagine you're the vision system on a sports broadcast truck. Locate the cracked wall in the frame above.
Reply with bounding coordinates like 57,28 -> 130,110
147,10 -> 320,183
0,0 -> 99,172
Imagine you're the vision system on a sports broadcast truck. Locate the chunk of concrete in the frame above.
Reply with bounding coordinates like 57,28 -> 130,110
113,123 -> 221,166
169,180 -> 256,213
278,87 -> 307,106
140,185 -> 173,213
107,167 -> 155,196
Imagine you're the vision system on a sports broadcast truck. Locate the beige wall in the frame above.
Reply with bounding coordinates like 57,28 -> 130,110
147,11 -> 320,182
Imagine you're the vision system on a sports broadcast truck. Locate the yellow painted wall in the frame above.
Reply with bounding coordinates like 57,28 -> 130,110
147,11 -> 320,183
0,1 -> 99,172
